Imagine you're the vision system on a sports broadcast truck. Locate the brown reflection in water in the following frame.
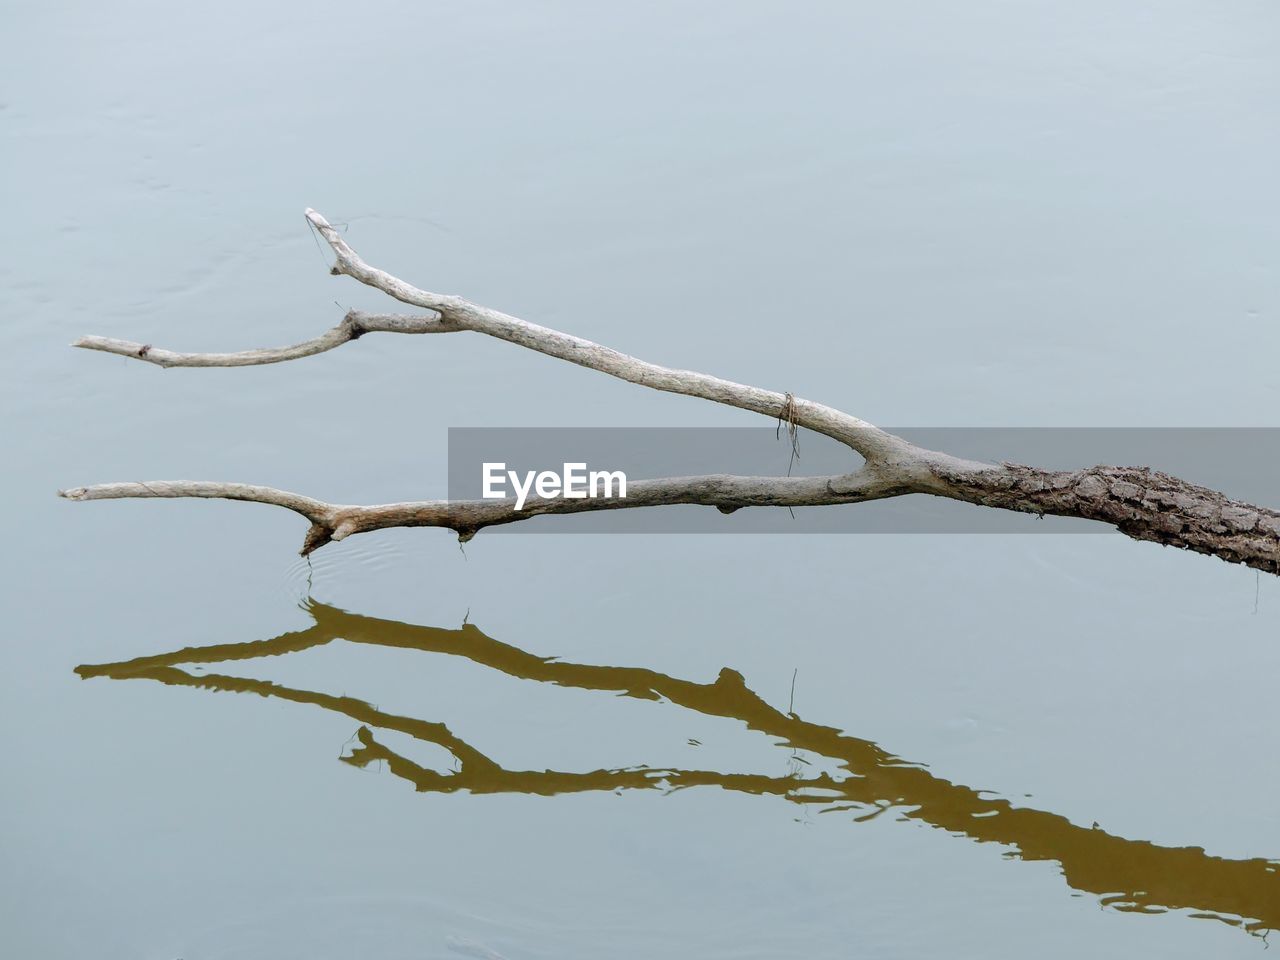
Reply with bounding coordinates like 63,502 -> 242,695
77,602 -> 1279,937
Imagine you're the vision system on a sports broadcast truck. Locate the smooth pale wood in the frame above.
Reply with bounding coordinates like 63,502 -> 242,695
72,311 -> 462,367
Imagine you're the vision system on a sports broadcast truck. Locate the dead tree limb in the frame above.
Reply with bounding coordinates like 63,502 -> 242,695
61,210 -> 1280,573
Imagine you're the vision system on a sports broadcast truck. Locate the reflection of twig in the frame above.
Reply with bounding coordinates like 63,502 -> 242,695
77,602 -> 1280,938
785,668 -> 808,797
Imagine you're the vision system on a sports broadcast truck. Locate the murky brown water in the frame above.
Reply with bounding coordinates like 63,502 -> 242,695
4,2 -> 1279,957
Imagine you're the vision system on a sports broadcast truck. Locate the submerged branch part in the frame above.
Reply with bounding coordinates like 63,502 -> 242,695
62,209 -> 1280,574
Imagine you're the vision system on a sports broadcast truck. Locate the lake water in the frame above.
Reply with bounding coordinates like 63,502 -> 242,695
3,2 -> 1279,958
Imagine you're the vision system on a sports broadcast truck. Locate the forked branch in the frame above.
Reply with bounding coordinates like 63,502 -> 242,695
61,210 -> 1280,573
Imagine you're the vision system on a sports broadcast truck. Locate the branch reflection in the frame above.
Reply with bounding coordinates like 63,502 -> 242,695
77,601 -> 1279,936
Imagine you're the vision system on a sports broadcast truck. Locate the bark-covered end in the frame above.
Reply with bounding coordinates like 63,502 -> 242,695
938,463 -> 1280,575
300,522 -> 334,556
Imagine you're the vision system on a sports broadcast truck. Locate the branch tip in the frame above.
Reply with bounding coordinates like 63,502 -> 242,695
300,522 -> 333,557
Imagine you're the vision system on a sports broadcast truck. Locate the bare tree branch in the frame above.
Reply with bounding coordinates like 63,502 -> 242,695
62,209 -> 1280,574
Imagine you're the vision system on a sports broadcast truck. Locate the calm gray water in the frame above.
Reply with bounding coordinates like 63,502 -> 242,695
4,2 -> 1279,958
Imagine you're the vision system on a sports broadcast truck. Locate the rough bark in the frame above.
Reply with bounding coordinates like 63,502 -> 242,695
61,209 -> 1280,575
932,463 -> 1280,573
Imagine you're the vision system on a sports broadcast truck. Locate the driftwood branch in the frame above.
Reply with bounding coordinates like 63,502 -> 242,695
62,210 -> 1280,573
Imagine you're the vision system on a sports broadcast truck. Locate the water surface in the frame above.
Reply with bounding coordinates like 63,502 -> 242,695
3,2 -> 1279,957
